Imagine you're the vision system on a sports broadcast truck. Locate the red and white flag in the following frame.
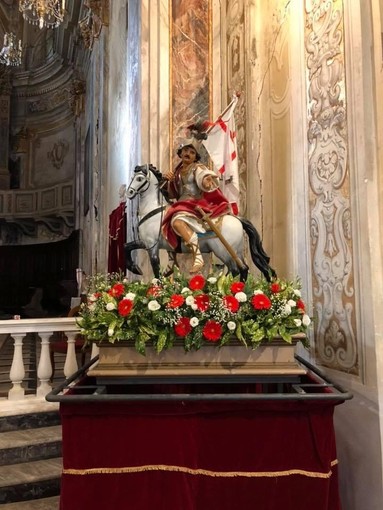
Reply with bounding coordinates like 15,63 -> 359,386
202,94 -> 240,214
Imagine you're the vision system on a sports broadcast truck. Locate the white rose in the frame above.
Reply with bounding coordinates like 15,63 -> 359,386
186,295 -> 195,306
89,294 -> 97,302
88,303 -> 96,312
181,287 -> 191,294
124,292 -> 136,301
190,317 -> 199,327
288,299 -> 296,307
148,300 -> 160,311
191,304 -> 198,310
208,277 -> 217,284
227,321 -> 236,331
294,318 -> 302,327
284,304 -> 292,315
293,289 -> 301,297
152,278 -> 159,284
302,314 -> 311,326
107,327 -> 114,337
253,289 -> 263,295
106,302 -> 116,311
235,292 -> 247,302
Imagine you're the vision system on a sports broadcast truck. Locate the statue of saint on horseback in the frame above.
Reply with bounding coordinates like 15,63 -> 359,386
124,139 -> 276,281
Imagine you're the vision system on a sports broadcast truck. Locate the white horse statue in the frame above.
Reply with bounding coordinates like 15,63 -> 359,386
124,164 -> 276,281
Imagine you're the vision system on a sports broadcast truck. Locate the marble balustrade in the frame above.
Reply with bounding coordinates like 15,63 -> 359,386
0,318 -> 98,404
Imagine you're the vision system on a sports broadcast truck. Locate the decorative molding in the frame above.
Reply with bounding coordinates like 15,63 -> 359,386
79,0 -> 109,50
47,139 -> 69,169
225,0 -> 247,215
305,0 -> 357,373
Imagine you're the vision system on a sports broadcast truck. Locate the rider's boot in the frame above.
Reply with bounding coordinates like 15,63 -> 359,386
187,233 -> 204,273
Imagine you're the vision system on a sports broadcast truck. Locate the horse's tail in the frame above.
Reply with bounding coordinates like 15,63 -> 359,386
239,217 -> 277,281
124,241 -> 145,276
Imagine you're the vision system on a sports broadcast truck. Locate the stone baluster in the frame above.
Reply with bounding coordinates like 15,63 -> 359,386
37,332 -> 53,397
63,332 -> 79,378
8,334 -> 26,400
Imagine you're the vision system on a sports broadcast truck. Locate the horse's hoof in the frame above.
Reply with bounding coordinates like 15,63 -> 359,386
190,262 -> 204,274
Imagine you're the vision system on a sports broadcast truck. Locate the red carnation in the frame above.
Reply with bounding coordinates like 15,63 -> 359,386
230,282 -> 245,294
174,317 -> 192,337
108,283 -> 125,297
189,274 -> 206,290
270,283 -> 281,293
297,299 -> 305,312
167,294 -> 185,308
94,292 -> 102,299
195,294 -> 210,312
202,320 -> 223,342
147,285 -> 161,297
251,294 -> 272,310
118,298 -> 133,317
223,295 -> 240,313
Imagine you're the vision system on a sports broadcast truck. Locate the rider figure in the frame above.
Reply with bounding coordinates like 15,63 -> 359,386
161,140 -> 232,273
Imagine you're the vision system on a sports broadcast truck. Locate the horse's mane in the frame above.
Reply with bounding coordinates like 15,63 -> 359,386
134,163 -> 169,202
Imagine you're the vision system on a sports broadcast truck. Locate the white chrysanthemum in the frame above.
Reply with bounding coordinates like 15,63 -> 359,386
186,295 -> 195,306
294,318 -> 302,327
148,300 -> 161,311
89,294 -> 98,302
181,287 -> 191,294
190,317 -> 199,327
235,292 -> 247,302
227,321 -> 236,331
106,302 -> 116,311
191,304 -> 198,311
293,289 -> 301,297
253,289 -> 263,295
302,314 -> 311,326
288,299 -> 296,307
107,327 -> 114,337
283,304 -> 292,315
124,292 -> 136,301
208,277 -> 217,284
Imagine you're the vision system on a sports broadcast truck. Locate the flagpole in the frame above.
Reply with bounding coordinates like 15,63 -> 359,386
205,92 -> 240,135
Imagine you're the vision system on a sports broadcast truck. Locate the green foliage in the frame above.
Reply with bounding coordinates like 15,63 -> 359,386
77,270 -> 312,355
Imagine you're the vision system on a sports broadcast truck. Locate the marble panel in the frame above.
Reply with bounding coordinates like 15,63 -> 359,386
171,0 -> 211,167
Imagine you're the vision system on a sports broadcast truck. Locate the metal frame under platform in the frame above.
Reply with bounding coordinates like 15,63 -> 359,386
46,355 -> 353,403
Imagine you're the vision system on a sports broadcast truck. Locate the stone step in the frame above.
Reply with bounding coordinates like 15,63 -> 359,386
0,411 -> 61,433
0,425 -> 62,466
0,457 -> 62,504
0,495 -> 60,509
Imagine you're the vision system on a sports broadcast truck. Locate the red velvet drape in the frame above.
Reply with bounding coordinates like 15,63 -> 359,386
60,399 -> 342,510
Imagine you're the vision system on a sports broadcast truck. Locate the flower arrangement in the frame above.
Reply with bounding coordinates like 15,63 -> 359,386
77,271 -> 311,355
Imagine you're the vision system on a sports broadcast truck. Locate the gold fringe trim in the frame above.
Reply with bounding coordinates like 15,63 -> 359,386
63,460 -> 338,479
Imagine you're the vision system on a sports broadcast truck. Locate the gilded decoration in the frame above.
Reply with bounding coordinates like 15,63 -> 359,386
305,0 -> 357,373
79,0 -> 109,50
171,0 -> 211,168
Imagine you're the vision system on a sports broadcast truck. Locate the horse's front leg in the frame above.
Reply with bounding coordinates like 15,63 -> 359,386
163,251 -> 178,277
148,247 -> 161,279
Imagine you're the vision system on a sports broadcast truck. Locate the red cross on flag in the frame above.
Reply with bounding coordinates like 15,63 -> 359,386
202,94 -> 240,214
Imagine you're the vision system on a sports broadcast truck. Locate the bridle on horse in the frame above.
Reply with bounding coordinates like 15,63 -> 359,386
128,164 -> 167,248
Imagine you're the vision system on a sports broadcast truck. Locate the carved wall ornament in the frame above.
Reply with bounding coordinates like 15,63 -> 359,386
79,0 -> 109,50
47,139 -> 69,169
305,0 -> 357,373
68,79 -> 86,117
225,0 -> 247,216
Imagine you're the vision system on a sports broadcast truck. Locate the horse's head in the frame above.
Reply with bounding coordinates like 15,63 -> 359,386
126,164 -> 163,200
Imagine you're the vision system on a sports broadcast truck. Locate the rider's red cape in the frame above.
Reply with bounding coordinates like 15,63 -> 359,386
162,188 -> 234,249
